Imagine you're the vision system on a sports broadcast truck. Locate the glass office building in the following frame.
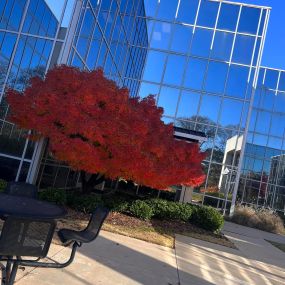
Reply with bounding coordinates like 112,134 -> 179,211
1,0 -> 285,213
36,0 -> 149,188
238,67 -> 285,212
0,0 -> 62,182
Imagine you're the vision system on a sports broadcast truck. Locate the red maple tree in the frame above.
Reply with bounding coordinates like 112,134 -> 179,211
7,66 -> 205,193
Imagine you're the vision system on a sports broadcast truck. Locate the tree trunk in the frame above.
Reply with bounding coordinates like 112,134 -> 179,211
80,171 -> 105,194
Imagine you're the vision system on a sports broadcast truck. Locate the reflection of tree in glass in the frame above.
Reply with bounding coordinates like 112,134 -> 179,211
14,66 -> 46,90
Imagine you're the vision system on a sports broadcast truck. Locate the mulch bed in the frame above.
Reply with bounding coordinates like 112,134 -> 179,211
54,208 -> 236,249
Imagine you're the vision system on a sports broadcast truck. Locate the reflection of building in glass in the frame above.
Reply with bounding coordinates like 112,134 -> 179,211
238,67 -> 285,212
1,1 -> 285,214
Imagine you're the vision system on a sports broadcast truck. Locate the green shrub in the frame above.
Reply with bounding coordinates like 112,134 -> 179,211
0,179 -> 7,192
39,188 -> 67,205
103,195 -> 130,213
129,200 -> 154,220
147,199 -> 193,221
191,205 -> 224,232
67,193 -> 103,213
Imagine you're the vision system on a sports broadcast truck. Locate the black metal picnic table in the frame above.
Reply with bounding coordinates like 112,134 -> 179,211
0,193 -> 67,285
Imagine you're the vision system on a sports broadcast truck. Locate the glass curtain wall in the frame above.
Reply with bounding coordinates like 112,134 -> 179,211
0,0 -> 62,182
136,0 -> 270,209
37,0 -> 149,188
238,67 -> 285,213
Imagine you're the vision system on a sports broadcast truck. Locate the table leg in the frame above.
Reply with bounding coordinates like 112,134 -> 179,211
1,259 -> 12,285
7,262 -> 18,285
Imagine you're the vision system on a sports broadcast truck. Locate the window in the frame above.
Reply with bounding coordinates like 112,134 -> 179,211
184,58 -> 207,90
177,0 -> 199,25
226,65 -> 249,99
274,92 -> 285,113
199,94 -> 221,122
264,69 -> 279,89
157,87 -> 180,116
156,0 -> 178,21
238,6 -> 261,35
255,112 -> 270,134
220,98 -> 243,127
142,50 -> 167,83
170,24 -> 193,54
232,35 -> 255,65
278,72 -> 285,91
211,31 -> 234,61
150,21 -> 172,50
138,82 -> 160,99
176,91 -> 200,118
217,3 -> 239,31
197,0 -> 219,28
190,28 -> 213,57
144,0 -> 159,17
163,54 -> 187,86
205,61 -> 228,94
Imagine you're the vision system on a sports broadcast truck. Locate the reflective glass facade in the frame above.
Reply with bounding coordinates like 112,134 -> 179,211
137,0 -> 270,212
37,0 -> 149,188
0,0 -> 61,182
238,67 -> 285,212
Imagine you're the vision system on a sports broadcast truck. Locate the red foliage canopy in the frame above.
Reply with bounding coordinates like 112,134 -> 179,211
7,66 -> 205,189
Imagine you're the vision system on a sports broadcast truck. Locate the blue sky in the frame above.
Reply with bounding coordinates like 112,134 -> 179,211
230,0 -> 285,70
45,0 -> 285,70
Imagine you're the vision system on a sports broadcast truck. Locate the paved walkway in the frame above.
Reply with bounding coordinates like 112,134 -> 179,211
14,224 -> 285,285
175,222 -> 285,285
16,231 -> 179,285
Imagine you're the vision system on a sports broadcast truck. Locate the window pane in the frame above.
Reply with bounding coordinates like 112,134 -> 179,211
177,0 -> 199,25
170,24 -> 193,54
211,31 -> 234,61
260,90 -> 274,111
144,0 -> 159,17
197,0 -> 219,28
278,72 -> 285,91
158,87 -> 180,116
220,99 -> 243,127
190,28 -> 213,57
138,82 -> 160,99
238,6 -> 261,35
184,58 -> 207,90
176,91 -> 200,118
199,94 -> 221,122
150,21 -> 172,50
217,3 -> 239,31
0,156 -> 19,181
205,62 -> 228,94
226,65 -> 249,99
142,51 -> 167,83
163,54 -> 187,86
255,112 -> 270,134
157,0 -> 178,21
270,114 -> 285,137
264,69 -> 279,89
274,92 -> 285,113
232,35 -> 255,65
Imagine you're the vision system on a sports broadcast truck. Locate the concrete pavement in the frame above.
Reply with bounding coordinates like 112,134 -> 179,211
16,231 -> 180,285
13,223 -> 285,285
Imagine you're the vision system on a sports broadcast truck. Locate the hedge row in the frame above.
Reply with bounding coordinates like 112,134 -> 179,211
39,188 -> 224,233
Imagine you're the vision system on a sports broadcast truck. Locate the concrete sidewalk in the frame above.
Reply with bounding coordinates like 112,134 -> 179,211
14,223 -> 285,285
223,221 -> 285,269
16,231 -> 180,285
175,234 -> 285,285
